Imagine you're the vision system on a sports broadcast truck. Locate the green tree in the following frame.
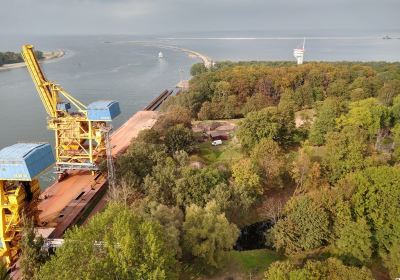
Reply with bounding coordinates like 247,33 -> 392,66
38,203 -> 178,280
161,90 -> 206,118
309,97 -> 347,145
237,106 -> 295,150
134,201 -> 184,257
183,201 -> 239,267
165,124 -> 195,153
384,238 -> 400,279
278,88 -> 297,113
20,217 -> 49,280
0,261 -> 9,280
232,158 -> 263,197
231,158 -> 265,211
190,63 -> 208,76
205,183 -> 234,214
270,196 -> 329,255
336,98 -> 391,140
326,79 -> 348,98
264,258 -> 373,280
264,261 -> 296,280
335,218 -> 373,264
343,167 -> 400,256
392,123 -> 400,160
292,82 -> 314,109
323,126 -> 369,183
143,156 -> 180,205
250,138 -> 285,187
116,141 -> 167,186
390,95 -> 400,121
173,167 -> 226,208
301,258 -> 373,280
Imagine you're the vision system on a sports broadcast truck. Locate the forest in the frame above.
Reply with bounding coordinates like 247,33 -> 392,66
0,51 -> 43,66
20,61 -> 400,279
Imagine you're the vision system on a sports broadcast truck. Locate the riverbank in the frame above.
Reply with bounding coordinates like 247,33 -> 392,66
0,49 -> 65,72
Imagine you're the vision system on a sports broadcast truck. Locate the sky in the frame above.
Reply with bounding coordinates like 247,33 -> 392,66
1,0 -> 399,35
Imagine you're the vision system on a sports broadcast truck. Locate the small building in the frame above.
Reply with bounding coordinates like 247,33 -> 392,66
208,131 -> 229,141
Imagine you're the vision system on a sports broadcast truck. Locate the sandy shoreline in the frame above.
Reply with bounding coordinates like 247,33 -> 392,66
0,49 -> 65,72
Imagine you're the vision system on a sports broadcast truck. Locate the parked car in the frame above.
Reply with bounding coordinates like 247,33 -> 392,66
211,140 -> 223,146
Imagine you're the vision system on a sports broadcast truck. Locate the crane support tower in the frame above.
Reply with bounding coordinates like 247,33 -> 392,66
0,143 -> 54,266
21,45 -> 120,178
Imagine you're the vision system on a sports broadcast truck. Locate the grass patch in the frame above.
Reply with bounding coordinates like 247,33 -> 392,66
197,138 -> 243,165
182,249 -> 283,279
225,249 -> 282,275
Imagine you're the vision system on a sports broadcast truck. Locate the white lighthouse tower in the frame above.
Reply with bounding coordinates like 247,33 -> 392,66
293,38 -> 306,65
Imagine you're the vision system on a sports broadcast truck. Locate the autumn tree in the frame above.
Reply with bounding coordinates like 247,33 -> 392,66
378,80 -> 400,105
291,148 -> 324,193
155,105 -> 192,131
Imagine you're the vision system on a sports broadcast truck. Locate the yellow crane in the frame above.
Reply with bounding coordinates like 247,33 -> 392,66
21,45 -> 120,179
0,143 -> 54,266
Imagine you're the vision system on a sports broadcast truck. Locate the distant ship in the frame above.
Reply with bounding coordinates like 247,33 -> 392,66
382,35 -> 392,40
293,38 -> 306,65
158,51 -> 164,59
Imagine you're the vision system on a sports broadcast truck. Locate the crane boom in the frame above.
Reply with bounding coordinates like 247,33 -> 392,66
21,45 -> 57,117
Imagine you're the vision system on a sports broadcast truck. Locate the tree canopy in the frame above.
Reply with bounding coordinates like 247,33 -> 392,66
38,203 -> 178,280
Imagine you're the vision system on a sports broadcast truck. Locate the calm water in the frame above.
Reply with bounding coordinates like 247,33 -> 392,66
0,32 -> 399,184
